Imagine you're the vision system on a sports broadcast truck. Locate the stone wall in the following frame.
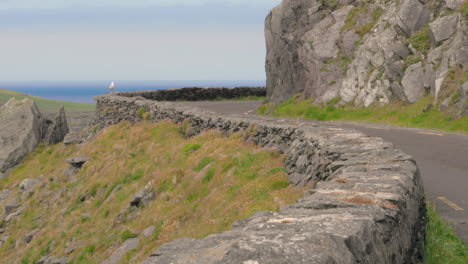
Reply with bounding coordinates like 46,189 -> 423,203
88,88 -> 426,264
115,87 -> 266,101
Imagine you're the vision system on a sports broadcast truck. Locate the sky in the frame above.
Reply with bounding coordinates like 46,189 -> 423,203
0,0 -> 282,81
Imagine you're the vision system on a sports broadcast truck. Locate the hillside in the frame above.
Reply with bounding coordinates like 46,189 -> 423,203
0,89 -> 95,132
0,121 -> 304,264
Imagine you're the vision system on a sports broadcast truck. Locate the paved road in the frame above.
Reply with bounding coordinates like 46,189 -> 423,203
183,100 -> 468,243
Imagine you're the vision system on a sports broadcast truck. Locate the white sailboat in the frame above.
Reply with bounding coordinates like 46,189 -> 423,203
109,81 -> 116,91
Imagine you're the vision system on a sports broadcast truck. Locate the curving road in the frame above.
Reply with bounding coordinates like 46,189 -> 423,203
181,100 -> 468,244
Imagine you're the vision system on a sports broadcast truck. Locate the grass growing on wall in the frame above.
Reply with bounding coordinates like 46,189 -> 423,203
258,96 -> 468,133
0,121 -> 305,264
425,202 -> 467,264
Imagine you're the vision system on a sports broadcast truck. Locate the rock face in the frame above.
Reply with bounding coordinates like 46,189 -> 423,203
88,91 -> 427,263
265,0 -> 467,114
0,99 -> 45,173
0,98 -> 70,174
43,106 -> 69,145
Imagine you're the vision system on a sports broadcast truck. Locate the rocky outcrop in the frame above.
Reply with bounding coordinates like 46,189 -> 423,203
0,99 -> 45,173
66,157 -> 88,169
87,91 -> 426,263
43,106 -> 69,145
0,99 -> 69,174
265,0 -> 467,114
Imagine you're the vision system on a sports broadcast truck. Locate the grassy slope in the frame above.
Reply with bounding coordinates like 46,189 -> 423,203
258,96 -> 468,133
0,121 -> 305,264
0,88 -> 95,113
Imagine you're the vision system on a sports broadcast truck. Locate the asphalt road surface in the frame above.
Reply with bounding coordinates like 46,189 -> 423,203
182,100 -> 468,244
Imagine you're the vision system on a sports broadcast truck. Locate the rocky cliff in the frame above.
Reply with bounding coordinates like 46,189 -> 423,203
265,0 -> 467,115
0,98 -> 69,174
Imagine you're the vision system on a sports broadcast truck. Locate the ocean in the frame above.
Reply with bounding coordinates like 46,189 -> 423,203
0,80 -> 266,103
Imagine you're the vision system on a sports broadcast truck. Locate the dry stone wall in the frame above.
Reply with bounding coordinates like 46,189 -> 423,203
116,86 -> 266,101
88,88 -> 426,264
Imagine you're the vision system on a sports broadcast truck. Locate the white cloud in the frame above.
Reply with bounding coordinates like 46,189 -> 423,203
0,0 -> 281,9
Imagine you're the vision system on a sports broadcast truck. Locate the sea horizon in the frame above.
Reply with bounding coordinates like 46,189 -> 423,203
0,80 -> 266,103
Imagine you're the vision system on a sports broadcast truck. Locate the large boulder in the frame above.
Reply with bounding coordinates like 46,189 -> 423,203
0,99 -> 45,173
396,0 -> 431,36
446,0 -> 464,10
401,62 -> 426,103
429,14 -> 460,46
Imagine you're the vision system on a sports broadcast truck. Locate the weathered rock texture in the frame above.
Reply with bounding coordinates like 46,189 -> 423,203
0,99 -> 45,173
265,0 -> 467,115
0,98 -> 69,173
87,89 -> 426,264
43,106 -> 69,145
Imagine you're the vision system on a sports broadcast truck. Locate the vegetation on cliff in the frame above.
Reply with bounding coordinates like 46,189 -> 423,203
0,121 -> 304,263
258,95 -> 468,133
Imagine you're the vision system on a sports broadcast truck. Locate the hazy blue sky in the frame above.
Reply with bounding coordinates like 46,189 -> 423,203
0,0 -> 281,81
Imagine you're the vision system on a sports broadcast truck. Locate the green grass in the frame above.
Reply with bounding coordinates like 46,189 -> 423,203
121,230 -> 138,241
407,25 -> 431,52
195,157 -> 215,172
425,202 -> 467,263
0,88 -> 95,113
214,96 -> 266,101
259,96 -> 468,133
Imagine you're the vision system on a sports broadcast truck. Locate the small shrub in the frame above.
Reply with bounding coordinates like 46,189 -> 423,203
404,54 -> 421,68
85,244 -> 96,255
121,229 -> 138,241
136,107 -> 146,119
143,112 -> 151,120
407,25 -> 430,52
